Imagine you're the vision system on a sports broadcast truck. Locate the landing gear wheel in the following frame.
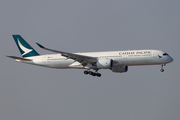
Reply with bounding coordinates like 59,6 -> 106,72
83,69 -> 101,77
84,70 -> 89,75
97,73 -> 101,77
160,64 -> 165,72
89,71 -> 93,75
92,73 -> 96,76
93,73 -> 97,76
160,69 -> 164,72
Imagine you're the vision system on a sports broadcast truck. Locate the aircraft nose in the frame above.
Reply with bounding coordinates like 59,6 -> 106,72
169,56 -> 174,63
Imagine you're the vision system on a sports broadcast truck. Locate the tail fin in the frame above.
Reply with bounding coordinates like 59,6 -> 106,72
12,35 -> 39,57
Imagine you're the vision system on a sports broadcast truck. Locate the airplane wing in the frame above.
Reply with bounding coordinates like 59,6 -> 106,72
36,43 -> 97,66
6,56 -> 32,61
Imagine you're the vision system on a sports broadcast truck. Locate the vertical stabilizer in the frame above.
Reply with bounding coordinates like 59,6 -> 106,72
12,35 -> 39,57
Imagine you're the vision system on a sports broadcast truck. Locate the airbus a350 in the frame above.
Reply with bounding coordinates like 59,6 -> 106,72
7,35 -> 173,77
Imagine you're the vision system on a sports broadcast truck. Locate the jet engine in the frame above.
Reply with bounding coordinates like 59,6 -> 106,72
96,59 -> 113,69
111,66 -> 128,73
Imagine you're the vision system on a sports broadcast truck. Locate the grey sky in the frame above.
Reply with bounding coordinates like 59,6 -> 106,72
1,0 -> 180,120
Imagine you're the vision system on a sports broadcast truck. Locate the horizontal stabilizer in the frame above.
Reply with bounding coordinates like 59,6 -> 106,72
6,56 -> 32,61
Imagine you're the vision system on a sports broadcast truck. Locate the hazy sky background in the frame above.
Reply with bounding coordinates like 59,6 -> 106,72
1,0 -> 180,120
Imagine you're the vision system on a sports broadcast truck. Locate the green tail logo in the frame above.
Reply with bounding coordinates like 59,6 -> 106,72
12,35 -> 39,57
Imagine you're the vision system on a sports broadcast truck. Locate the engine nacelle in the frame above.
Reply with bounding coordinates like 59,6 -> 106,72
111,66 -> 128,73
96,59 -> 113,69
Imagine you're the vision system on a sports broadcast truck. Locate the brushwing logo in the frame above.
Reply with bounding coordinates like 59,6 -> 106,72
17,38 -> 32,56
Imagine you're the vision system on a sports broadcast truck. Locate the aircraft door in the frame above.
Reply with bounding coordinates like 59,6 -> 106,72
42,57 -> 47,63
153,52 -> 158,58
123,54 -> 128,59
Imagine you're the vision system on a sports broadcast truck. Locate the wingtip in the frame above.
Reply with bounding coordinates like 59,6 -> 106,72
36,42 -> 45,48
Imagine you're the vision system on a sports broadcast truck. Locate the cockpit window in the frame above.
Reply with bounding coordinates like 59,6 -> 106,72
163,53 -> 169,56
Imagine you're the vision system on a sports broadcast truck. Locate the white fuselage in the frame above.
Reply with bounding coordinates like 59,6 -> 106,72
17,50 -> 173,69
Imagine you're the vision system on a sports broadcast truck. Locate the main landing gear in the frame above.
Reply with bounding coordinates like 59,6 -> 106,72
84,70 -> 101,77
160,64 -> 166,72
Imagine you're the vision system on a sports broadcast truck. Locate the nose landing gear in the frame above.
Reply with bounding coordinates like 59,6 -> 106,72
160,68 -> 164,72
160,64 -> 166,72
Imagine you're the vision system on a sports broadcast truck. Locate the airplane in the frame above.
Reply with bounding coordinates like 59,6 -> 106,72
7,35 -> 173,77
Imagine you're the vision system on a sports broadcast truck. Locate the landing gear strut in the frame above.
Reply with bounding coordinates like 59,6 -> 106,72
84,70 -> 101,77
160,64 -> 165,72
